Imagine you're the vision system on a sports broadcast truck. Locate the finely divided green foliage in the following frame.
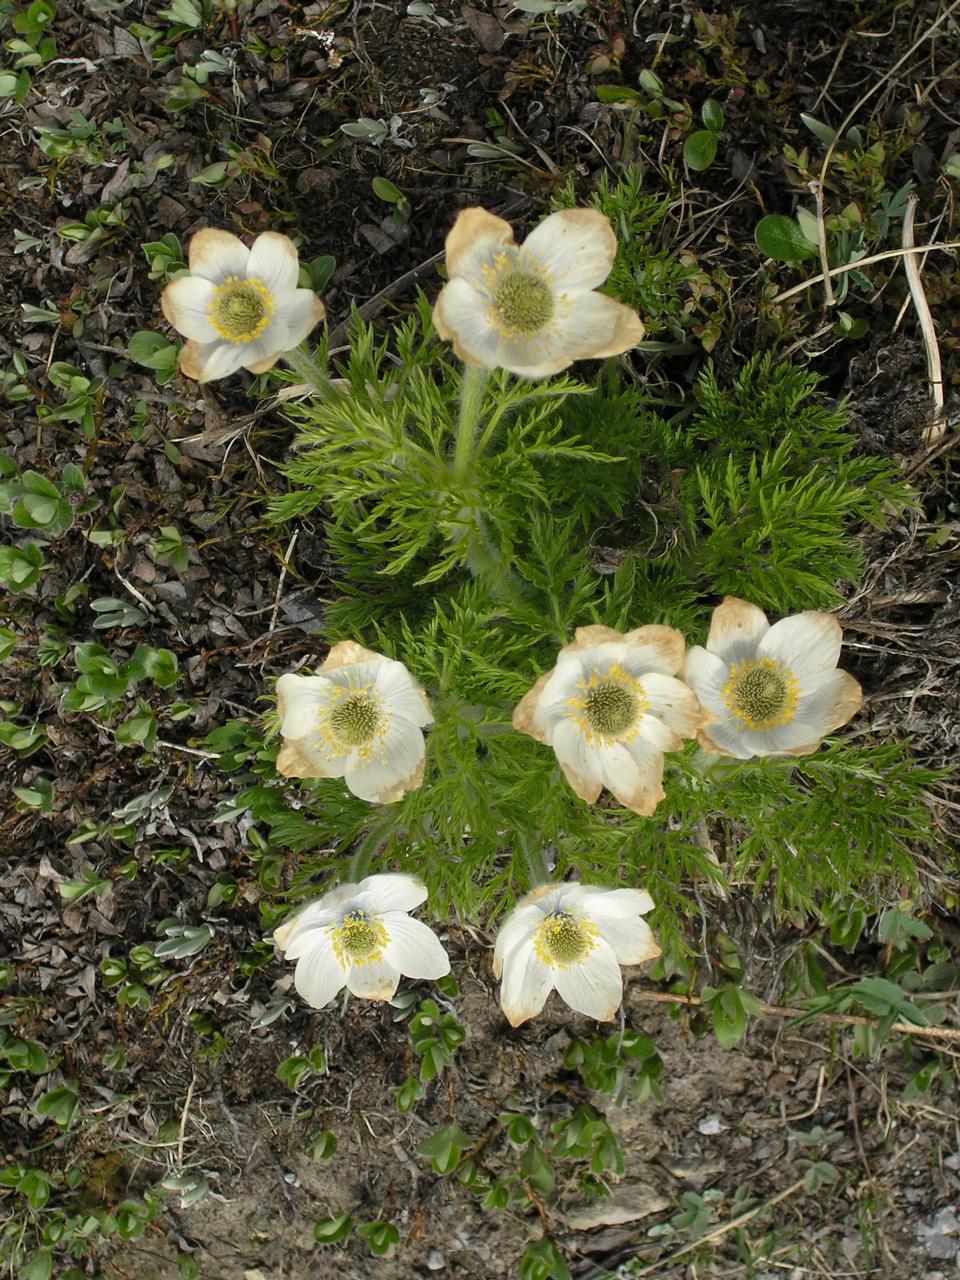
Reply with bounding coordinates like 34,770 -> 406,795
245,192 -> 931,942
250,194 -> 931,942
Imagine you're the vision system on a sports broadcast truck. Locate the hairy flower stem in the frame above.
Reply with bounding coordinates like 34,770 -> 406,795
451,365 -> 491,483
282,343 -> 331,394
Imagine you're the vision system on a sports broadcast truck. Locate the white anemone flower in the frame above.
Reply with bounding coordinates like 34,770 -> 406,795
513,625 -> 702,816
275,642 -> 433,804
494,882 -> 661,1026
160,228 -> 325,382
273,873 -> 450,1008
432,206 -> 645,378
683,596 -> 863,759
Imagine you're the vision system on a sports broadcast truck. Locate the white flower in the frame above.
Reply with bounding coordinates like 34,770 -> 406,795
274,873 -> 450,1008
432,206 -> 645,378
275,641 -> 433,804
683,596 -> 863,759
160,228 -> 325,382
493,882 -> 661,1026
513,624 -> 702,816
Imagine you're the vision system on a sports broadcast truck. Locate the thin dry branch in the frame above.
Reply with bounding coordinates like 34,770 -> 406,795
771,240 -> 960,303
633,989 -> 960,1042
902,193 -> 947,439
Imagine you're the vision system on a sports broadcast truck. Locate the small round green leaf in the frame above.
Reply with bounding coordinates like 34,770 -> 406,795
684,130 -> 718,171
754,214 -> 819,263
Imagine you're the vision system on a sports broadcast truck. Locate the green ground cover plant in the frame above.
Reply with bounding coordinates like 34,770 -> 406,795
204,172 -> 939,963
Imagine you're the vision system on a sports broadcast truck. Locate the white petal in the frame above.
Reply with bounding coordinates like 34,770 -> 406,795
187,341 -> 246,383
434,278 -> 502,366
492,902 -> 542,976
638,672 -> 701,740
570,885 -> 656,918
550,717 -> 603,802
247,231 -> 299,295
293,934 -> 346,1009
188,228 -> 249,283
343,716 -> 425,804
499,938 -> 554,1027
553,938 -> 623,1021
277,735 -> 348,779
706,597 -> 769,667
275,917 -> 333,961
374,659 -> 433,728
543,290 -> 644,361
380,912 -> 450,979
276,673 -> 332,739
530,655 -> 584,735
700,716 -> 754,759
323,659 -> 385,694
683,646 -> 730,718
595,739 -> 665,816
357,874 -> 428,914
739,721 -> 823,756
523,208 -> 617,291
237,319 -> 291,370
275,288 -> 325,347
497,329 -> 574,375
757,613 -> 842,689
161,276 -> 217,342
795,669 -> 862,734
619,625 -> 686,676
345,959 -> 401,1000
593,914 -> 660,966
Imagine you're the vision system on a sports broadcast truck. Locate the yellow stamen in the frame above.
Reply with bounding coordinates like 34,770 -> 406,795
533,911 -> 597,968
329,909 -> 389,967
208,275 -> 276,343
480,250 -> 556,338
722,657 -> 799,730
316,684 -> 387,762
566,663 -> 648,746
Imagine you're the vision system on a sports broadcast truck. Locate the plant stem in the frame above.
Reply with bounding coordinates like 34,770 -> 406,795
282,343 -> 330,394
451,365 -> 491,482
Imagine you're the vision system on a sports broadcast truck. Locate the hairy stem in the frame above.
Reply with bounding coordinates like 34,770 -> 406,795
451,364 -> 491,482
282,342 -> 330,393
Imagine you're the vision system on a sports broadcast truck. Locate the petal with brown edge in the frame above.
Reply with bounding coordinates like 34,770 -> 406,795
321,640 -> 386,672
276,738 -> 339,779
568,624 -> 625,651
244,350 -> 283,374
444,206 -> 514,278
512,669 -> 556,744
605,739 -> 666,817
706,596 -> 769,666
188,228 -> 249,283
796,668 -> 863,733
522,208 -> 618,291
622,624 -> 686,675
548,291 -> 645,360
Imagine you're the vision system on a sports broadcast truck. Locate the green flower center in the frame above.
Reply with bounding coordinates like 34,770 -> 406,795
493,271 -> 554,334
208,275 -> 275,343
533,911 -> 597,968
584,681 -> 639,737
329,694 -> 381,747
337,910 -> 378,957
723,658 -> 799,730
330,909 -> 389,965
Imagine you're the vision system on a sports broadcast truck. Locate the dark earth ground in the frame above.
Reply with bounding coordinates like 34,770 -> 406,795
2,0 -> 960,1276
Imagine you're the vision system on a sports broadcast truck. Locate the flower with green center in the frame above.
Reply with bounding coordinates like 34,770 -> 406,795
273,874 -> 450,1009
512,624 -> 702,816
683,596 -> 863,759
432,206 -> 646,378
160,228 -> 325,383
275,641 -> 433,805
494,882 -> 661,1026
